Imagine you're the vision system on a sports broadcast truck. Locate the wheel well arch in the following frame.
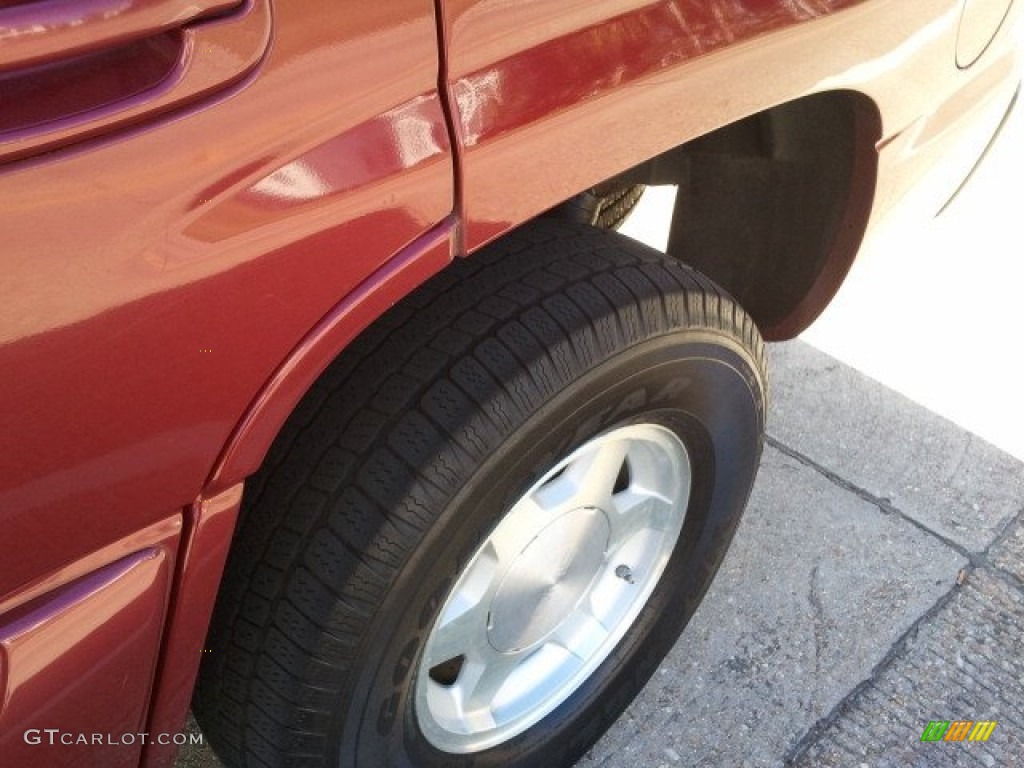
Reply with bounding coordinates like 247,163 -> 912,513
204,90 -> 880,494
604,89 -> 882,340
202,225 -> 455,495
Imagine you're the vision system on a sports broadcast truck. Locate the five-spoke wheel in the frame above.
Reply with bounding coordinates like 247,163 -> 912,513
416,425 -> 690,751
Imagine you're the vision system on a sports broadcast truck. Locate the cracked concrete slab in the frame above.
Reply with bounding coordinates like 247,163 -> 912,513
577,445 -> 964,767
768,341 -> 1024,554
790,568 -> 1024,768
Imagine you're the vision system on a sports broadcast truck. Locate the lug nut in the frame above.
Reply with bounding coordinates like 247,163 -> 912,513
615,565 -> 635,584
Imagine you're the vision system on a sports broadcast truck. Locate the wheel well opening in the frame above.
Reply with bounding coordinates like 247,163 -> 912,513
592,90 -> 882,340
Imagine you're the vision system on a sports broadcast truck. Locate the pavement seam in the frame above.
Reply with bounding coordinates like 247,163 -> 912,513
981,504 -> 1024,591
766,437 -> 1024,765
789,570 -> 1024,766
782,581 -> 963,765
765,435 -> 983,562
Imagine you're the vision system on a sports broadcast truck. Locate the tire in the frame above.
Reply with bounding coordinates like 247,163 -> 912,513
593,183 -> 645,229
544,183 -> 645,230
194,219 -> 767,768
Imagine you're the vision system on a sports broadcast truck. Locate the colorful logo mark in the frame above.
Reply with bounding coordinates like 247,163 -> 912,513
920,720 -> 997,743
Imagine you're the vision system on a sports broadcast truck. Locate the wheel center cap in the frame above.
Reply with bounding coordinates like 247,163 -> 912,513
488,507 -> 609,653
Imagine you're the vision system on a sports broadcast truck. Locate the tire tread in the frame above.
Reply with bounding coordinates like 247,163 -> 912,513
194,219 -> 765,767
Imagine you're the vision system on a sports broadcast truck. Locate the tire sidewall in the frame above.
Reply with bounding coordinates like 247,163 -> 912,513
336,331 -> 764,768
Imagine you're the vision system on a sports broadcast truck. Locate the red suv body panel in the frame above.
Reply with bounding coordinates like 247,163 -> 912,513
0,1 -> 451,763
0,1 -> 1018,765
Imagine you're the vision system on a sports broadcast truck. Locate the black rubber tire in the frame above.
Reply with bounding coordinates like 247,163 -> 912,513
593,183 -> 645,229
543,184 -> 645,230
194,219 -> 767,768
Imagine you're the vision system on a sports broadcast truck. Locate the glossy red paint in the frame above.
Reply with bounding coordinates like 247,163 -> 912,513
441,0 -> 869,251
0,0 -> 1020,765
0,544 -> 176,768
0,0 -> 272,163
0,0 -> 240,70
0,0 -> 451,756
0,0 -> 451,598
439,0 -> 1019,332
141,485 -> 243,768
205,223 -> 454,495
